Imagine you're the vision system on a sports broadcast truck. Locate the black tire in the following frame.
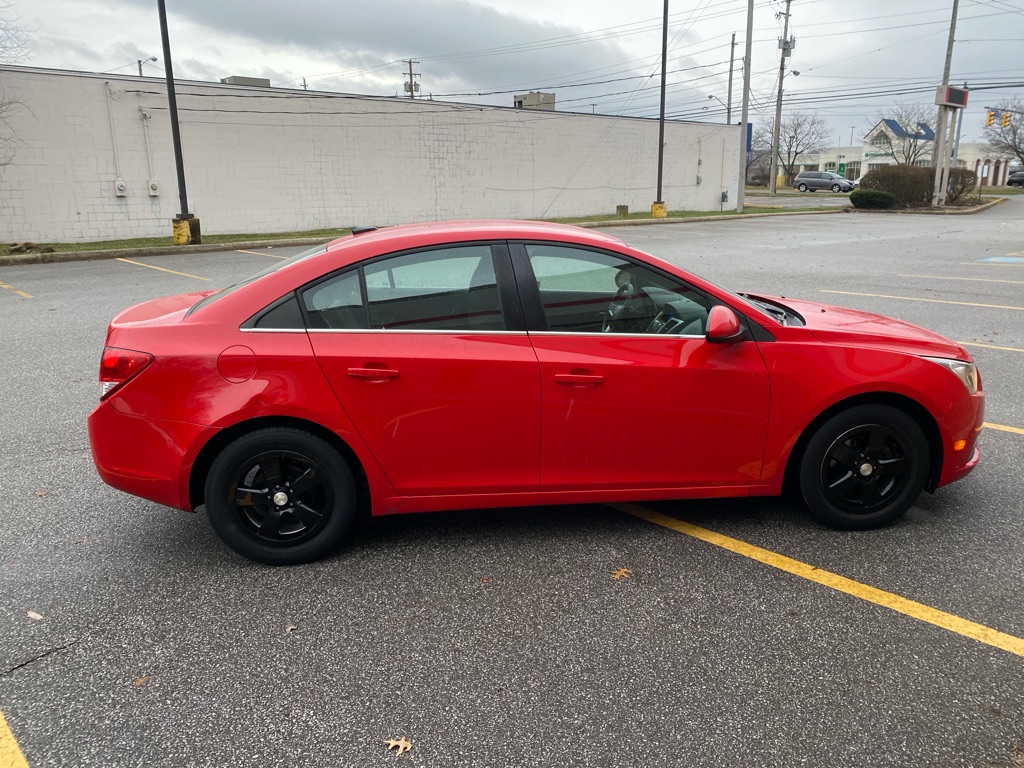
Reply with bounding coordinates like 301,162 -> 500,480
204,428 -> 357,565
831,183 -> 841,193
798,405 -> 929,530
797,183 -> 808,192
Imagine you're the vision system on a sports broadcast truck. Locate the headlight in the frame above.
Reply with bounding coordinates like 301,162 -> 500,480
924,357 -> 979,394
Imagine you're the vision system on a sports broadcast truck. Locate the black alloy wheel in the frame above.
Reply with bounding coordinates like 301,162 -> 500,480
799,405 -> 929,530
205,428 -> 356,565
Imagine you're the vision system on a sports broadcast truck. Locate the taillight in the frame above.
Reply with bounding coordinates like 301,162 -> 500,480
99,347 -> 153,399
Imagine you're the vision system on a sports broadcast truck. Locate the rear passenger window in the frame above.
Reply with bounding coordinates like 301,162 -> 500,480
302,271 -> 366,329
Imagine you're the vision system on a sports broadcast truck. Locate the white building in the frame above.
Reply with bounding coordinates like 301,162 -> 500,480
0,66 -> 740,243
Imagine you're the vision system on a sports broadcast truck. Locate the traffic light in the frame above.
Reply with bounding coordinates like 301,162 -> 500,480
1002,111 -> 1011,128
986,110 -> 996,126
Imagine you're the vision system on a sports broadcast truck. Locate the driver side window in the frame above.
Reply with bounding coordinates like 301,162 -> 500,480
525,244 -> 710,335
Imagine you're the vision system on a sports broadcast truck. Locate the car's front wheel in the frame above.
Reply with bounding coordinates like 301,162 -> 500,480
205,428 -> 357,565
797,183 -> 808,192
831,183 -> 842,192
799,405 -> 929,530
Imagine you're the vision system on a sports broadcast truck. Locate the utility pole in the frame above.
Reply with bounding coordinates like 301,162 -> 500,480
156,0 -> 199,244
726,33 -> 736,123
768,0 -> 793,196
404,59 -> 420,99
931,0 -> 959,207
735,0 -> 754,213
652,0 -> 669,218
302,77 -> 307,91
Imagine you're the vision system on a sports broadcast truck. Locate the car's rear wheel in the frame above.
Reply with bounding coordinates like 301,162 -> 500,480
831,183 -> 842,192
205,428 -> 357,565
797,183 -> 808,192
799,405 -> 929,530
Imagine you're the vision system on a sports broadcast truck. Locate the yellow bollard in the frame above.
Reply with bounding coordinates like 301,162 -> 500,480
651,202 -> 667,218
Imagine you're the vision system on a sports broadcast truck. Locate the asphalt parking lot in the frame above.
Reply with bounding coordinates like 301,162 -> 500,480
1,202 -> 1022,767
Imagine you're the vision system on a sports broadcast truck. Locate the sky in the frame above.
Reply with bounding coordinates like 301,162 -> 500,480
4,0 -> 1023,145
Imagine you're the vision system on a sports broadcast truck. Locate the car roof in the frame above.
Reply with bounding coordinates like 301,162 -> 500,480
325,219 -> 628,252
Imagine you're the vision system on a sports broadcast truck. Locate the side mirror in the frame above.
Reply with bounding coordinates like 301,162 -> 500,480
706,305 -> 743,343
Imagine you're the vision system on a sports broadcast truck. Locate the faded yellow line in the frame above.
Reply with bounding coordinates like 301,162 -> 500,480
0,710 -> 29,768
984,421 -> 1024,435
0,281 -> 32,299
960,261 -> 1024,267
822,290 -> 1024,312
959,341 -> 1024,353
236,248 -> 287,259
115,258 -> 211,281
899,273 -> 1024,285
612,502 -> 1024,658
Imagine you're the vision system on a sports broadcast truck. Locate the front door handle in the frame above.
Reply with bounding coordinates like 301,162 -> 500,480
347,366 -> 400,380
554,372 -> 604,386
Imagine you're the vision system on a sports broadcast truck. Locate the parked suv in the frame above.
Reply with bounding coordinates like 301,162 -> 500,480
1007,171 -> 1024,187
793,171 -> 854,193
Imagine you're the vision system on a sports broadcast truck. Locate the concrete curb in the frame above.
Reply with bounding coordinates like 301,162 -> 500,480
0,237 -> 331,267
0,198 -> 1002,267
845,196 -> 1007,216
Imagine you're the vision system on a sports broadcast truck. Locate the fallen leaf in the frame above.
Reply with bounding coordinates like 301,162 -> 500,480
133,675 -> 149,686
26,611 -> 43,621
285,624 -> 298,635
385,737 -> 413,755
34,491 -> 48,498
610,567 -> 632,580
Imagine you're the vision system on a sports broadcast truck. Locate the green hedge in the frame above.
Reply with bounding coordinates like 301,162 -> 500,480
860,165 -> 978,205
850,189 -> 897,209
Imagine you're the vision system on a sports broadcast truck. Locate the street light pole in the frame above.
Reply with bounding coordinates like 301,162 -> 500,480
735,0 -> 754,213
768,0 -> 793,196
157,0 -> 200,244
653,0 -> 669,218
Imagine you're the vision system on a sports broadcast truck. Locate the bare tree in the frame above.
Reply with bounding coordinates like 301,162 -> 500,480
753,113 -> 831,182
867,103 -> 935,165
0,1 -> 29,166
983,99 -> 1024,169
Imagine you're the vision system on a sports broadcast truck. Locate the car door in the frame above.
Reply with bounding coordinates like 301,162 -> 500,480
304,242 -> 542,496
511,242 -> 771,491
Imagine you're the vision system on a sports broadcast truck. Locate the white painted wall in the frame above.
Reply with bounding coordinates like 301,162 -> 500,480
0,66 -> 741,243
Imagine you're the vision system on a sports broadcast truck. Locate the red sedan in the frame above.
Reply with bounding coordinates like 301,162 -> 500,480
88,221 -> 984,565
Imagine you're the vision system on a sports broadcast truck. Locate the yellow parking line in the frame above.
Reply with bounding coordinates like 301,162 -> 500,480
821,290 -> 1024,312
960,261 -> 1024,267
115,258 -> 211,281
0,281 -> 32,299
984,422 -> 1024,435
0,710 -> 29,768
236,248 -> 287,259
958,341 -> 1024,353
611,502 -> 1024,658
899,273 -> 1024,285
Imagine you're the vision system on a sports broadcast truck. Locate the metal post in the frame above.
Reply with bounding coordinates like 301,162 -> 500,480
735,0 -> 754,213
156,0 -> 200,244
137,59 -> 144,77
768,0 -> 792,196
654,0 -> 669,211
951,82 -> 967,169
931,0 -> 959,206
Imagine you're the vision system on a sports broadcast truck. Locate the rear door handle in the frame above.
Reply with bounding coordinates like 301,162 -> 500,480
347,367 -> 400,380
554,373 -> 604,386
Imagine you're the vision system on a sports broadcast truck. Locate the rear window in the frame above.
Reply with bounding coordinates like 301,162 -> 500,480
185,244 -> 328,316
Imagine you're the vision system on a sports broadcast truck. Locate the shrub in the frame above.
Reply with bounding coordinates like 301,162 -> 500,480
860,166 -> 933,205
850,189 -> 896,209
946,168 -> 977,202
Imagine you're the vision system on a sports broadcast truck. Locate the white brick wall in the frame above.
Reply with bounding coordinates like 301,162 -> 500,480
0,66 -> 741,243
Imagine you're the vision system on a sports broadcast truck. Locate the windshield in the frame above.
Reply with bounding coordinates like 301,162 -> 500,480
185,243 -> 329,316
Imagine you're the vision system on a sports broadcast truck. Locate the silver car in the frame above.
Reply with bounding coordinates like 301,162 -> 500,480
793,171 -> 853,193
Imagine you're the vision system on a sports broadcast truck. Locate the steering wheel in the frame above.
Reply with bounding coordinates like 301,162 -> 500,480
603,282 -> 641,333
